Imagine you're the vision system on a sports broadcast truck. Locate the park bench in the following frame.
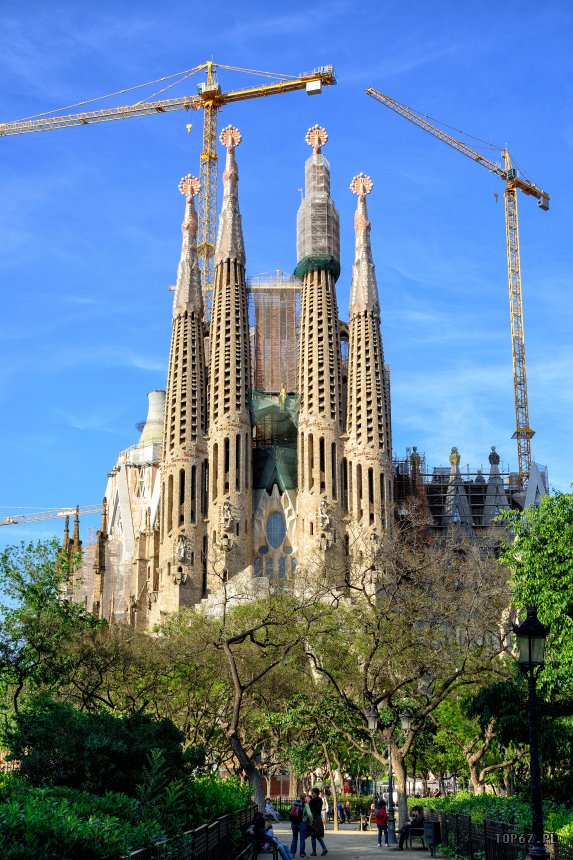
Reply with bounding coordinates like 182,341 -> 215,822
408,826 -> 426,849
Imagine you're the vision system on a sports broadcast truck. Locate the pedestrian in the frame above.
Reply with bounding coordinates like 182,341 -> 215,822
309,787 -> 328,856
320,790 -> 329,829
337,800 -> 346,823
375,799 -> 388,847
344,801 -> 352,823
289,794 -> 312,858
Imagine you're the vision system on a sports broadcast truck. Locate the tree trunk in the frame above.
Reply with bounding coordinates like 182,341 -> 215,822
393,748 -> 408,831
468,761 -> 484,795
289,768 -> 298,798
322,743 -> 339,832
228,732 -> 266,810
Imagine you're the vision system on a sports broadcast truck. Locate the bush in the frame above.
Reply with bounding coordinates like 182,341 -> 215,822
0,771 -> 253,858
0,776 -> 162,859
2,697 -> 186,796
416,792 -> 573,837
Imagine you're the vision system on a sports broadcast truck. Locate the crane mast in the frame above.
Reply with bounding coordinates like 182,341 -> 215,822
0,505 -> 101,527
1,62 -> 336,308
366,87 -> 549,486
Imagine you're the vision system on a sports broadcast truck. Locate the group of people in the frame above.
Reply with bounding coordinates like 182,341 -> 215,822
250,793 -> 426,857
289,788 -> 328,857
249,790 -> 328,860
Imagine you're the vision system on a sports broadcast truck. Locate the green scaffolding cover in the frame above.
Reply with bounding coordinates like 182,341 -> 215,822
293,255 -> 341,283
253,444 -> 298,491
250,391 -> 300,442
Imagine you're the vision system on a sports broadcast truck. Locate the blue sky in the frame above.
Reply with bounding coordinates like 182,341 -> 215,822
1,0 -> 571,549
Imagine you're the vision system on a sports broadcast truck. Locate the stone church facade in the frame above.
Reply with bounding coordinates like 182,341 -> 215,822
74,125 -> 545,627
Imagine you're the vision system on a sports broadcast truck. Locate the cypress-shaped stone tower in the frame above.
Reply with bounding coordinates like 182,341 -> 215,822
158,174 -> 208,612
295,126 -> 344,569
345,174 -> 392,550
207,126 -> 253,587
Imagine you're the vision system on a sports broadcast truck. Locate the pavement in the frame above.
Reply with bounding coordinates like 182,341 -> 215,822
272,822 -> 436,860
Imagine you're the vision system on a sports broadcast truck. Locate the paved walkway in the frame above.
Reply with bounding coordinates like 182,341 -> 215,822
273,822 -> 435,860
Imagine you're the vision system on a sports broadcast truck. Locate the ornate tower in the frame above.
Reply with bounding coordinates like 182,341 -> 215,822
207,126 -> 253,585
295,126 -> 343,570
158,175 -> 208,612
345,174 -> 393,544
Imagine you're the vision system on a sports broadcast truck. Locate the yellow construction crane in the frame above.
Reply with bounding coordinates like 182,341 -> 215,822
366,87 -> 549,487
0,61 -> 336,307
0,505 -> 101,527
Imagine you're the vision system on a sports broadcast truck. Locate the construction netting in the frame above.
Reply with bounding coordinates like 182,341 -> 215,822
250,391 -> 300,444
296,151 -> 340,265
247,272 -> 301,394
293,254 -> 341,282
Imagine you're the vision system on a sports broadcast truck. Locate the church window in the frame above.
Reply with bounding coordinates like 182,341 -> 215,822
341,458 -> 348,512
308,434 -> 314,490
266,557 -> 274,579
254,557 -> 263,577
167,475 -> 173,534
258,545 -> 268,555
136,467 -> 146,498
201,535 -> 208,597
190,465 -> 196,524
331,443 -> 337,500
224,437 -> 230,492
236,434 -> 241,491
212,444 -> 218,500
279,558 -> 286,580
267,511 -> 286,548
291,558 -> 297,576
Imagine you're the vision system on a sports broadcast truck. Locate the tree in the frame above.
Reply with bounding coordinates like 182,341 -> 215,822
499,491 -> 573,698
300,520 -> 512,825
0,540 -> 101,716
3,695 -> 186,795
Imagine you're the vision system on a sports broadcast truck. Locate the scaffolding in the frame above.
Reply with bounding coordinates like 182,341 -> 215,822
393,448 -> 519,529
247,271 -> 301,395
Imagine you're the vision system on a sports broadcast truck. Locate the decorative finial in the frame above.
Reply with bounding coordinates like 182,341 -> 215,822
449,447 -> 461,467
219,125 -> 242,150
489,445 -> 500,466
305,124 -> 328,153
350,173 -> 373,197
178,174 -> 200,199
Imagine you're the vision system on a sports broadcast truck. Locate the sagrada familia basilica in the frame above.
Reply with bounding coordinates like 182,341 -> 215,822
72,125 -> 547,628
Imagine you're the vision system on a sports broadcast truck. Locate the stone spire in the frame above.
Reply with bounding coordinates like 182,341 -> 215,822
214,126 -> 245,266
345,174 -> 392,538
173,175 -> 203,317
443,447 -> 473,527
62,515 -> 70,552
157,172 -> 209,612
207,125 -> 252,585
483,445 -> 510,524
349,173 -> 379,315
296,126 -> 343,575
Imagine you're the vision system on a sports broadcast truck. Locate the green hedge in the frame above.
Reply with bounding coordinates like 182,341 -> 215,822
415,792 -> 573,838
0,773 -> 252,859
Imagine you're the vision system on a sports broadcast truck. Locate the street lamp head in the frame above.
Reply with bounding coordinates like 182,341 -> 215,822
367,703 -> 378,737
399,707 -> 414,732
512,606 -> 550,669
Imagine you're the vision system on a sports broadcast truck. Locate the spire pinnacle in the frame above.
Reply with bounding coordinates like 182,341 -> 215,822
173,174 -> 202,317
215,125 -> 245,266
305,124 -> 328,154
349,173 -> 379,315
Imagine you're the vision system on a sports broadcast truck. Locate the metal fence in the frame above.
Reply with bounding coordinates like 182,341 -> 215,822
127,804 -> 257,860
423,807 -> 573,860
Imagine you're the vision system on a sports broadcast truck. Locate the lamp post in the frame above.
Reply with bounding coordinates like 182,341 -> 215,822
513,606 -> 550,860
368,705 -> 413,845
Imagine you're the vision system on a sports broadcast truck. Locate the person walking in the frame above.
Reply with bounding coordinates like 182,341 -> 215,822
375,799 -> 389,847
320,790 -> 329,830
308,787 -> 328,856
290,794 -> 312,858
